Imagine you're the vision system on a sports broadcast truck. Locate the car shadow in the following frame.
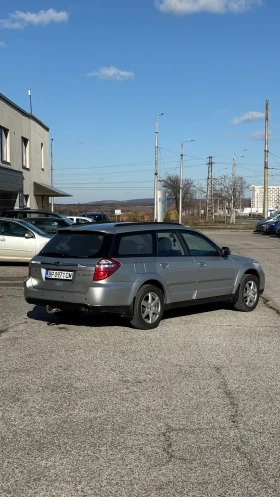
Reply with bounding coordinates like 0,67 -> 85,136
27,301 -> 234,330
0,262 -> 29,267
27,306 -> 129,328
164,301 -> 234,321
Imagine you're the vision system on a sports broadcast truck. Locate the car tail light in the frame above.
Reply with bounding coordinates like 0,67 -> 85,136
93,258 -> 121,281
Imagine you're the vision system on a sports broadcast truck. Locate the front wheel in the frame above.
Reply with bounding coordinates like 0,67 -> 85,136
234,274 -> 260,312
130,285 -> 164,330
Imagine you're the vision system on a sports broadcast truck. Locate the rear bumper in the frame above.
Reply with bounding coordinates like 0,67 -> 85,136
25,296 -> 133,315
24,277 -> 136,315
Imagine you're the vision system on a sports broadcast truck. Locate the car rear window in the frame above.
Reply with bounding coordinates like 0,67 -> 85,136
40,232 -> 112,258
113,233 -> 154,257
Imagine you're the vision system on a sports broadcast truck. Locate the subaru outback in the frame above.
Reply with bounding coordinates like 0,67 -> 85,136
24,222 -> 265,330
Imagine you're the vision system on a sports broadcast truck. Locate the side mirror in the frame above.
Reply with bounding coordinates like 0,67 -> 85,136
25,232 -> 35,239
221,246 -> 231,257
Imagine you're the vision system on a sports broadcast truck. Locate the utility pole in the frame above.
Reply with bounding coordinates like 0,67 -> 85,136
28,89 -> 32,114
51,138 -> 54,212
179,140 -> 194,224
263,99 -> 269,218
179,143 -> 184,224
230,153 -> 236,224
154,113 -> 164,222
206,156 -> 214,220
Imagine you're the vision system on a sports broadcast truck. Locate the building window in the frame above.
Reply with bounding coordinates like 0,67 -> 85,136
0,127 -> 10,163
41,143 -> 44,170
22,137 -> 29,168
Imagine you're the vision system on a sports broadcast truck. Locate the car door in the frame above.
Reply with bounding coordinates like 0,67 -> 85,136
180,231 -> 236,299
156,230 -> 197,303
0,220 -> 35,260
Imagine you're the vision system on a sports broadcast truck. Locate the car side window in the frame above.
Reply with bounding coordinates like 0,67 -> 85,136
114,233 -> 154,256
0,221 -> 7,234
181,231 -> 219,257
2,221 -> 29,237
26,212 -> 40,218
157,231 -> 185,257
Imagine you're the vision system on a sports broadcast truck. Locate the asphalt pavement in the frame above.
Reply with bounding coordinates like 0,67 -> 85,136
0,231 -> 280,497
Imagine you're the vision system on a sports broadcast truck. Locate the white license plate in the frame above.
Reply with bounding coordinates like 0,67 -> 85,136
46,270 -> 73,280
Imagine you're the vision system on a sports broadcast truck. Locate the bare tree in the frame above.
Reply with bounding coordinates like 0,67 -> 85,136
161,174 -> 196,213
213,175 -> 249,210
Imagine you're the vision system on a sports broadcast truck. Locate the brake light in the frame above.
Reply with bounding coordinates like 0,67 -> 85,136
93,258 -> 121,281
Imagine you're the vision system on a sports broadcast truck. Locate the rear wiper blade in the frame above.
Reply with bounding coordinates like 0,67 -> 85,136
41,251 -> 68,257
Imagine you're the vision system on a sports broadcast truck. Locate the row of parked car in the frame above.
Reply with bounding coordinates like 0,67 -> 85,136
255,211 -> 280,235
0,209 -> 110,262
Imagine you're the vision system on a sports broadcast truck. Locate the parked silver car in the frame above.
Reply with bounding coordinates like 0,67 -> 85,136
0,218 -> 51,262
24,222 -> 265,330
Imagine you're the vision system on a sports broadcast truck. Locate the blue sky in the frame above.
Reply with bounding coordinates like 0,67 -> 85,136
0,0 -> 279,202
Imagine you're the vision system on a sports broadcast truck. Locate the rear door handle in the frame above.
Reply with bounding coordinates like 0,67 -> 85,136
0,238 -> 5,242
160,263 -> 169,268
198,262 -> 206,267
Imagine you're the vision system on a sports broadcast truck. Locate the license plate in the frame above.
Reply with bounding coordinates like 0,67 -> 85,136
46,270 -> 73,280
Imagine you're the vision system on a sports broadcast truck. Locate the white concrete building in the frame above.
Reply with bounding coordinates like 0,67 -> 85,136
251,185 -> 280,213
0,93 -> 69,212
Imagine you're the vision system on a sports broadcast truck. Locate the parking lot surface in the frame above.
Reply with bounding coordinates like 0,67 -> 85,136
1,231 -> 280,497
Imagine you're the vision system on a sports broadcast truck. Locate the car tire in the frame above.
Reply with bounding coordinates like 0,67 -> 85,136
234,274 -> 260,312
130,284 -> 164,330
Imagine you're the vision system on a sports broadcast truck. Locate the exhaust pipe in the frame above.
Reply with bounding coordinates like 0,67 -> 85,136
46,305 -> 62,314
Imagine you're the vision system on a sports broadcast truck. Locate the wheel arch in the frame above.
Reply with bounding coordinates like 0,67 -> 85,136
233,266 -> 261,294
243,269 -> 260,283
138,279 -> 167,303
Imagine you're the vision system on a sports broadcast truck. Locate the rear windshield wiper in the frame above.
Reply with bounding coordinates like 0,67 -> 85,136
41,251 -> 68,257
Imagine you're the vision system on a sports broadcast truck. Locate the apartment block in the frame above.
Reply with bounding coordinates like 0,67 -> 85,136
251,185 -> 280,212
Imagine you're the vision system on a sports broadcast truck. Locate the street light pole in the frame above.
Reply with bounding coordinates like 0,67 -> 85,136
154,113 -> 164,222
179,143 -> 184,224
51,138 -> 54,212
231,152 -> 236,224
179,140 -> 194,224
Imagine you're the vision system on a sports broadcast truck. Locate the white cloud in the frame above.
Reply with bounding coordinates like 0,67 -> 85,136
0,9 -> 69,29
87,66 -> 135,81
252,130 -> 272,141
0,41 -> 7,47
156,0 -> 262,15
231,111 -> 265,126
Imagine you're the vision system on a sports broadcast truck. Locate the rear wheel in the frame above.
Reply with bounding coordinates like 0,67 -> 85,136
234,274 -> 259,312
130,285 -> 164,330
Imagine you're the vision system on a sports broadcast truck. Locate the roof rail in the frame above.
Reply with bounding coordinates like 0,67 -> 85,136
114,222 -> 183,227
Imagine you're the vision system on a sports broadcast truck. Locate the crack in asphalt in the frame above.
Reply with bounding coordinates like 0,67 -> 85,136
261,295 -> 280,317
162,367 -> 278,494
0,320 -> 28,337
213,365 -> 279,494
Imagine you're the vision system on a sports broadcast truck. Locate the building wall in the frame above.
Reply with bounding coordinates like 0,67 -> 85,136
0,96 -> 49,210
251,185 -> 280,212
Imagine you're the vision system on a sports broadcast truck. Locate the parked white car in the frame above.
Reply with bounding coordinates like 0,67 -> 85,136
0,218 -> 51,262
67,216 -> 94,224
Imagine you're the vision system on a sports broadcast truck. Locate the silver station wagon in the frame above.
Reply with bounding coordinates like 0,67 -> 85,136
24,222 -> 265,330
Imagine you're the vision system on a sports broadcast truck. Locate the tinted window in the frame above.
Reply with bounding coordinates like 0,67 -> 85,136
26,212 -> 43,218
181,231 -> 219,256
0,220 -> 30,237
17,220 -> 50,237
114,233 -> 153,256
77,218 -> 90,224
40,233 -> 112,258
157,231 -> 185,256
2,211 -> 19,218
